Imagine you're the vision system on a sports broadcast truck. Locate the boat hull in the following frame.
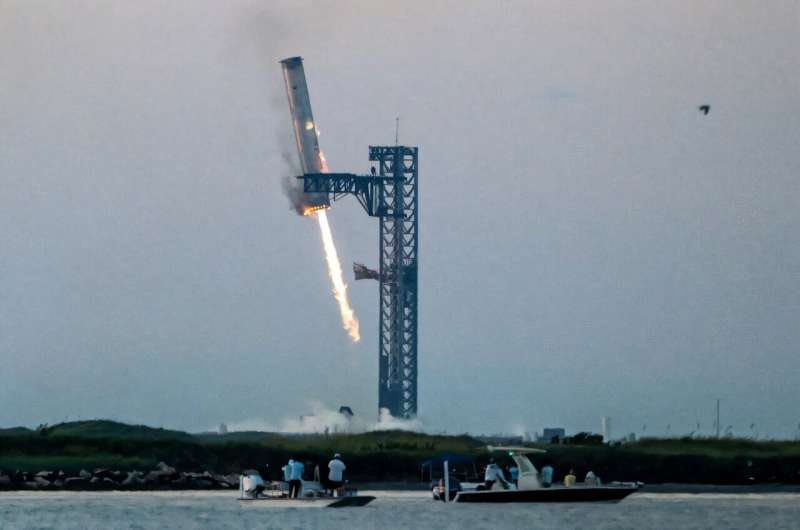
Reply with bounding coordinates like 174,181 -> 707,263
454,486 -> 638,503
239,495 -> 375,508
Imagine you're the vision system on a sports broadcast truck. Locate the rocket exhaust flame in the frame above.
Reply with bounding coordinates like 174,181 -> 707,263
314,147 -> 359,341
311,161 -> 360,341
316,208 -> 360,342
302,204 -> 328,216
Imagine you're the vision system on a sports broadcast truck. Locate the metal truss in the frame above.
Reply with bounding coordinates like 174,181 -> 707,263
297,146 -> 419,418
300,172 -> 397,218
371,146 -> 418,418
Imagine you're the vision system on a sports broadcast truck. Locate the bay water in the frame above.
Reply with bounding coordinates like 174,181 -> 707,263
1,490 -> 798,529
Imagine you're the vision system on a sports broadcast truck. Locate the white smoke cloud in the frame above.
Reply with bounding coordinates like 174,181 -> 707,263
372,408 -> 424,432
226,402 -> 423,434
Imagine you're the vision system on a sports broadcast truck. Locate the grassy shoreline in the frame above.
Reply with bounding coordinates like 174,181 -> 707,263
2,421 -> 799,486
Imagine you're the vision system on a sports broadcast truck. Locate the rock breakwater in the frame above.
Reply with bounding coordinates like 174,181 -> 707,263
0,462 -> 239,491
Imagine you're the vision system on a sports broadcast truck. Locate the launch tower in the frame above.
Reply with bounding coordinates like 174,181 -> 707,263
372,146 -> 419,418
300,147 -> 419,419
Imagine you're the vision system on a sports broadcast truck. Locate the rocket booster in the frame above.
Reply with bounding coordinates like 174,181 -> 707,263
280,56 -> 329,210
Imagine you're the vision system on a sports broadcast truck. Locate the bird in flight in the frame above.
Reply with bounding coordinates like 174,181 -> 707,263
698,105 -> 710,115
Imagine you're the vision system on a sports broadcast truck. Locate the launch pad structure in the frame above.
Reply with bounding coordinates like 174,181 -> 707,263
300,147 -> 420,419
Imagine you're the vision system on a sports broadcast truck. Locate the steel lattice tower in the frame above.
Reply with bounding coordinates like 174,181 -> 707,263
299,145 -> 419,419
372,146 -> 419,418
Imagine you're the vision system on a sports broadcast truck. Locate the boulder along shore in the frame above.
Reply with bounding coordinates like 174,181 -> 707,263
0,462 -> 240,491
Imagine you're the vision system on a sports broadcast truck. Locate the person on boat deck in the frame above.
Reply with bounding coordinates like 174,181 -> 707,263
564,469 -> 577,488
282,461 -> 292,482
434,475 -> 462,501
327,453 -> 346,495
541,463 -> 554,488
483,458 -> 505,490
509,465 -> 519,486
584,470 -> 600,486
288,458 -> 304,498
244,471 -> 265,497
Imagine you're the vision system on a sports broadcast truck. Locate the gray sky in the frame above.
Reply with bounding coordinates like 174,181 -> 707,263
1,0 -> 798,438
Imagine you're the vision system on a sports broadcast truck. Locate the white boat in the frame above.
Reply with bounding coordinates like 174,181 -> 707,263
238,472 -> 374,508
451,446 -> 640,503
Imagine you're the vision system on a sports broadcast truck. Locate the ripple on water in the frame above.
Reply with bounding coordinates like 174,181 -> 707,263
0,491 -> 799,529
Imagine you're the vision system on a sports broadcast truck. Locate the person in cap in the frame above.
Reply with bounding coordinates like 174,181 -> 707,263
327,453 -> 346,495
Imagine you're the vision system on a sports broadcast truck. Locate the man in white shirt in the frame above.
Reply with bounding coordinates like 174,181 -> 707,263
242,470 -> 265,498
327,453 -> 346,495
484,458 -> 505,490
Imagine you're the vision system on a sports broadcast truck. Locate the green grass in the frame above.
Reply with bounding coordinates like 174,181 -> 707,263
0,455 -> 156,474
1,420 -> 799,484
0,427 -> 33,437
40,420 -> 191,441
629,437 -> 800,458
198,430 -> 481,454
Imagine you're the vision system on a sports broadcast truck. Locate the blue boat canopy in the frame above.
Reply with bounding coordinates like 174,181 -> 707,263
421,452 -> 474,468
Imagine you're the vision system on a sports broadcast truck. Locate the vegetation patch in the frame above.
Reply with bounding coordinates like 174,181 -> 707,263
1,421 -> 799,484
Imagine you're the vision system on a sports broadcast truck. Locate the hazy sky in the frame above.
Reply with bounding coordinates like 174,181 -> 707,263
1,0 -> 798,439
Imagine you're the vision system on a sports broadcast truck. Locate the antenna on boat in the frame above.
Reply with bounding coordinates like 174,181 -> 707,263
443,460 -> 450,503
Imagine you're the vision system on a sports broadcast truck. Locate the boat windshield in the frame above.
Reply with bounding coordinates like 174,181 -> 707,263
514,454 -> 536,474
488,446 -> 544,476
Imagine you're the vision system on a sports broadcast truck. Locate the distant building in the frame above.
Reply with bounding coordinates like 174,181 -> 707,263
539,428 -> 566,444
218,423 -> 228,435
601,417 -> 611,442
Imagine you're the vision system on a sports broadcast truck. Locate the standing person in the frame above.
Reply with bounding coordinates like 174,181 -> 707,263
282,460 -> 292,482
564,469 -> 577,487
509,465 -> 519,487
327,453 -> 346,495
483,458 -> 504,490
288,457 -> 304,498
541,463 -> 554,488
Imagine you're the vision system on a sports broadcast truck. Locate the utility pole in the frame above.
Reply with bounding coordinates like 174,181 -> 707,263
716,398 -> 720,439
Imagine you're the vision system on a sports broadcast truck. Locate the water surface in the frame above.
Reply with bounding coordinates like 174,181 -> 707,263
1,490 -> 798,529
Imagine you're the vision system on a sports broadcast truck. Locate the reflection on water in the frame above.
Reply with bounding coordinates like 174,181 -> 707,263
1,491 -> 798,529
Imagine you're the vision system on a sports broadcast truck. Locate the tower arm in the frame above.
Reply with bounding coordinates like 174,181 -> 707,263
297,173 -> 399,217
